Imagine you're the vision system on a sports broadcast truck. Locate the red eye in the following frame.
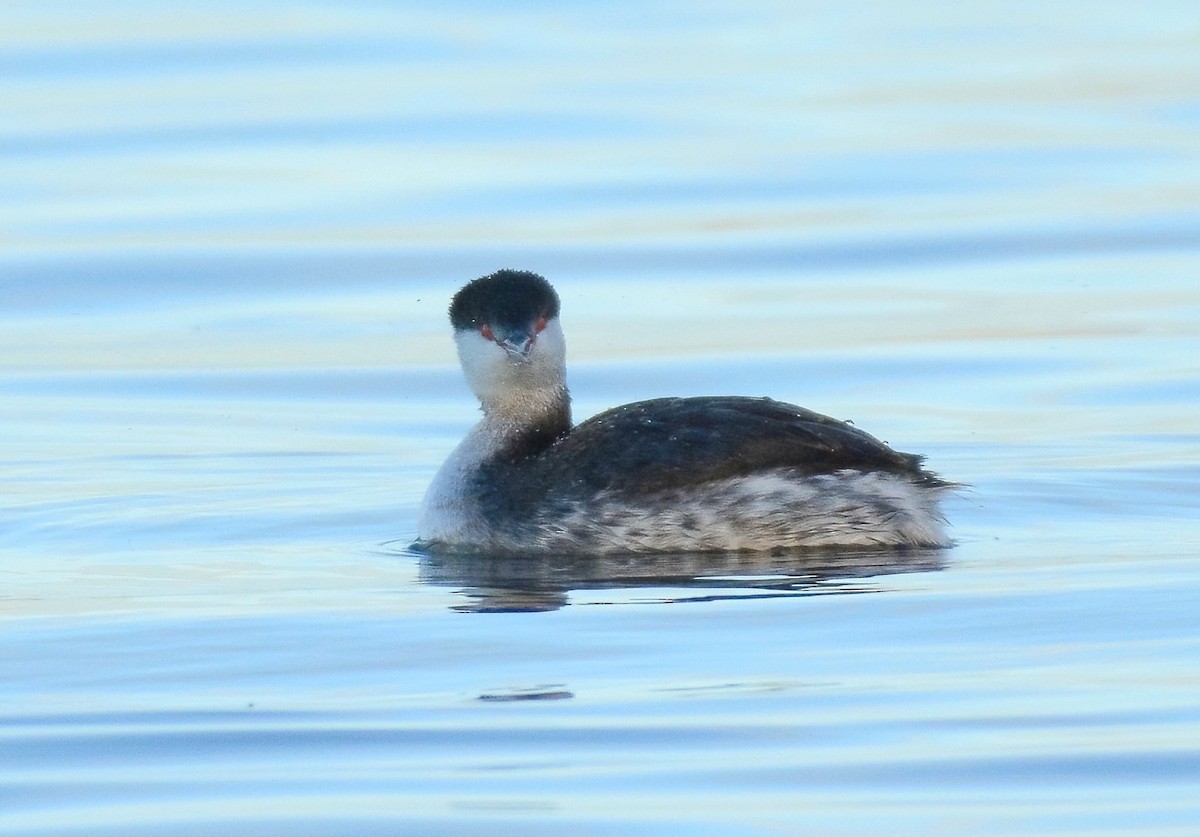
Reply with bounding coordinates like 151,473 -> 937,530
534,316 -> 547,334
480,324 -> 494,341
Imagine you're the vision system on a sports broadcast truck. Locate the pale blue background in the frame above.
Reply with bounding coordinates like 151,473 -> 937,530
3,2 -> 1199,834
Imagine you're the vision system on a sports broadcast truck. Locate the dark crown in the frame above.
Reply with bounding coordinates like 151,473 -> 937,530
449,269 -> 561,331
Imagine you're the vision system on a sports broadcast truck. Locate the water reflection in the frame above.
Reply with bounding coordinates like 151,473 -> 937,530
416,548 -> 946,613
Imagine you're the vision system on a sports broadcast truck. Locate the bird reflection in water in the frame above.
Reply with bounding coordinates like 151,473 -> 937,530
416,548 -> 946,613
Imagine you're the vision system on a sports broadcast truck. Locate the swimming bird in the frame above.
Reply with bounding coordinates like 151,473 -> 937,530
416,269 -> 951,555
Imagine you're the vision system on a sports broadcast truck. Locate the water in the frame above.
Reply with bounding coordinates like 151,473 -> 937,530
3,2 -> 1200,834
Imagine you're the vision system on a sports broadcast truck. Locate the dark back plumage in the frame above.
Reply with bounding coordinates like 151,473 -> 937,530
475,395 -> 944,519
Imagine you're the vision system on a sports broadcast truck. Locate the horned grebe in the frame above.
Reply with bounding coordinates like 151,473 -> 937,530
416,269 -> 951,555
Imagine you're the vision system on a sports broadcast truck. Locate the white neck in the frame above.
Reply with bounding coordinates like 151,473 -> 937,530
455,316 -> 570,427
416,317 -> 571,545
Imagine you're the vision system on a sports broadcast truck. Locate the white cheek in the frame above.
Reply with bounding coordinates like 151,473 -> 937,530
454,330 -> 511,402
521,320 -> 569,396
533,318 -> 567,366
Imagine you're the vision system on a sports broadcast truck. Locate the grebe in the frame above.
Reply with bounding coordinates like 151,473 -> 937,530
417,269 -> 951,555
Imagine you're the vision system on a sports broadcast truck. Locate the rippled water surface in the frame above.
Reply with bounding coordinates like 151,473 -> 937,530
3,2 -> 1200,834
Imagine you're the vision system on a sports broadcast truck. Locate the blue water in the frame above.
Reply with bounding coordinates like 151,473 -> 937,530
3,2 -> 1200,834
